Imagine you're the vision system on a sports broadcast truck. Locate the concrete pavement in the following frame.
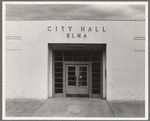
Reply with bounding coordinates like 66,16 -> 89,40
5,98 -> 145,117
108,101 -> 145,117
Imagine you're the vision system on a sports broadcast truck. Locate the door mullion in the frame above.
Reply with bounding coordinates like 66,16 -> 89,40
77,65 -> 79,94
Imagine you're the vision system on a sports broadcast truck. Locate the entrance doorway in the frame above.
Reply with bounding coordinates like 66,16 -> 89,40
66,64 -> 89,97
48,44 -> 106,98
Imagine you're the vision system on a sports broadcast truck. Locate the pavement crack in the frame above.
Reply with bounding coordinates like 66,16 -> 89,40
31,99 -> 47,117
106,101 -> 116,117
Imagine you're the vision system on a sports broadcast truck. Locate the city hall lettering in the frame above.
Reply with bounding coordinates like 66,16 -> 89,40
47,26 -> 106,38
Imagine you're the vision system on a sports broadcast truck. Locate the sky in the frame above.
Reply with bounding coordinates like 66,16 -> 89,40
6,4 -> 145,21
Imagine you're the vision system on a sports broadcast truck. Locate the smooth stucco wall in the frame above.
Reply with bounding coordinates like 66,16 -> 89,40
5,21 -> 145,100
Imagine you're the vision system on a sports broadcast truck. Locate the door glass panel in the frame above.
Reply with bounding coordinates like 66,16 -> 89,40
79,67 -> 87,71
68,77 -> 76,80
79,72 -> 87,76
68,82 -> 76,86
68,72 -> 75,76
79,81 -> 87,86
79,66 -> 87,86
68,67 -> 75,71
68,66 -> 76,86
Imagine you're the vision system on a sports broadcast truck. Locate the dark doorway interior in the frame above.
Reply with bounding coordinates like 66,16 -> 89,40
54,50 -> 102,97
49,43 -> 106,98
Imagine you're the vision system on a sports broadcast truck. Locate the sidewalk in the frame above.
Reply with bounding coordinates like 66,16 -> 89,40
5,98 -> 145,117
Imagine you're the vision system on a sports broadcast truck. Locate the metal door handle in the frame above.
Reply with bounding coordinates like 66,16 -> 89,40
79,76 -> 82,78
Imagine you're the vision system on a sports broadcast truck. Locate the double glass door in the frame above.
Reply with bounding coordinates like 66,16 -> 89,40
66,65 -> 89,96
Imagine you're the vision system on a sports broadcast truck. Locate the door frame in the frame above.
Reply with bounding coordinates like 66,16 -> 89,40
66,64 -> 89,96
63,62 -> 92,98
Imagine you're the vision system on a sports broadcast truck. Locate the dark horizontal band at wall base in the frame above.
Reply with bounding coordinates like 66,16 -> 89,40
92,94 -> 102,98
66,94 -> 89,97
54,93 -> 102,98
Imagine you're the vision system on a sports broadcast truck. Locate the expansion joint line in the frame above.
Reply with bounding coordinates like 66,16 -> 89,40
31,99 -> 48,117
106,101 -> 116,117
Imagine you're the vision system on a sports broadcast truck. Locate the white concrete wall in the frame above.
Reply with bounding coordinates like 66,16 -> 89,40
5,21 -> 145,100
5,21 -> 23,98
103,21 -> 145,100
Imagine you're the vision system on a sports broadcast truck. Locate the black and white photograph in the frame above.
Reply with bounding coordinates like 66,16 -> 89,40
2,1 -> 148,120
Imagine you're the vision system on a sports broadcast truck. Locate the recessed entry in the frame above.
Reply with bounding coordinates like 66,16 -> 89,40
49,44 -> 106,98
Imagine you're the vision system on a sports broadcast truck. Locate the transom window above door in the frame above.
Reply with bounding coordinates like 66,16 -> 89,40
55,51 -> 101,62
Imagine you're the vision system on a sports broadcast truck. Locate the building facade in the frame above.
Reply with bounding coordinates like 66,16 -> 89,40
5,20 -> 145,100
